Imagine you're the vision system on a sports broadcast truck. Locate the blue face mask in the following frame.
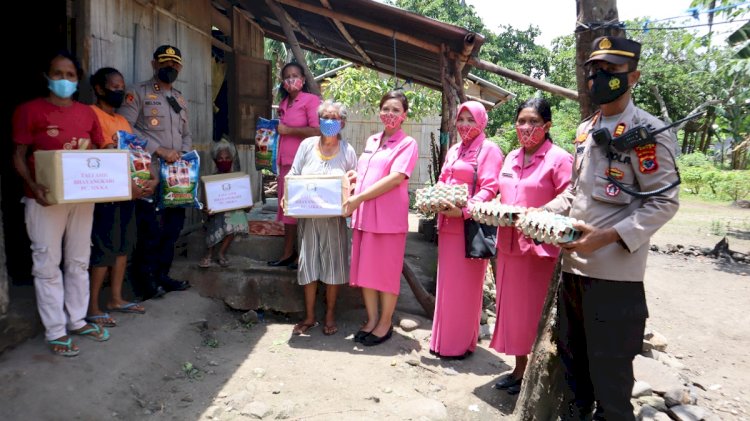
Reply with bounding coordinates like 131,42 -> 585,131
47,77 -> 78,99
319,118 -> 342,137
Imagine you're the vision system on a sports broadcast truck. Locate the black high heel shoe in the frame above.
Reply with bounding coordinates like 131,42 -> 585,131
362,325 -> 393,346
267,254 -> 296,267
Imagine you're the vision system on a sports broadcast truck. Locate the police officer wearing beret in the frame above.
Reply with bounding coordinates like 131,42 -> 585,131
119,45 -> 192,299
544,37 -> 680,420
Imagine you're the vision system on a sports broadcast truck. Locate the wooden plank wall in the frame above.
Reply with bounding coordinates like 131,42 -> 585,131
83,0 -> 214,228
341,112 -> 441,190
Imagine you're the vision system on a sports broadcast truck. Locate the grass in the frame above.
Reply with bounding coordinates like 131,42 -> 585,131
653,195 -> 750,251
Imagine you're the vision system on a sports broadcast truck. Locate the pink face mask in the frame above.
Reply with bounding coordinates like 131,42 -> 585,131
380,112 -> 405,129
457,124 -> 482,143
283,78 -> 304,93
516,125 -> 547,149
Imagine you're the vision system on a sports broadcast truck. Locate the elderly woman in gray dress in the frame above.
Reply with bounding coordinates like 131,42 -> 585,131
289,100 -> 357,336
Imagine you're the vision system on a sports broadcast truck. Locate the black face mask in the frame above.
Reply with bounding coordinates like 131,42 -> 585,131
588,69 -> 629,105
100,88 -> 125,108
157,67 -> 179,84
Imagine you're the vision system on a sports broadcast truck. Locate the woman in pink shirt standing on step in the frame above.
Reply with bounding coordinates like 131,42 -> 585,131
491,98 -> 573,394
430,101 -> 503,360
344,90 -> 418,347
268,62 -> 321,269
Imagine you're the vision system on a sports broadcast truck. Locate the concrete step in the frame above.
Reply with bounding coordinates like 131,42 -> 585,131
186,231 -> 285,262
171,256 -> 361,314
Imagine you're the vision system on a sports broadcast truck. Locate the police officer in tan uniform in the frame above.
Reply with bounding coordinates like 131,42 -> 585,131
544,37 -> 680,421
119,45 -> 192,299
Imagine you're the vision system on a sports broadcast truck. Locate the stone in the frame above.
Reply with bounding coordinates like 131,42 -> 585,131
400,318 -> 420,332
654,352 -> 685,370
400,398 -> 448,420
206,406 -> 224,419
664,388 -> 698,407
642,340 -> 654,353
241,401 -> 272,419
228,391 -> 252,409
644,331 -> 668,352
479,324 -> 492,340
669,405 -> 708,421
633,355 -> 685,394
638,396 -> 668,412
275,400 -> 295,419
241,310 -> 259,324
253,368 -> 266,378
632,380 -> 653,398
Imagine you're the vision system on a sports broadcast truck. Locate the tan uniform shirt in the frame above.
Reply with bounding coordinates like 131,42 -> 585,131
118,77 -> 192,155
544,101 -> 680,282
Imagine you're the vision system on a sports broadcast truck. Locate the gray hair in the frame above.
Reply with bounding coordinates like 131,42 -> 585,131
317,99 -> 348,121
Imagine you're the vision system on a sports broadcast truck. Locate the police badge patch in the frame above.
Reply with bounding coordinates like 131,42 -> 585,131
634,144 -> 658,173
605,183 -> 621,197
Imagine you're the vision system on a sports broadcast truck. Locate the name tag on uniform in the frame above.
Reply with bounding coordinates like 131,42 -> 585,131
363,149 -> 375,154
501,172 -> 513,178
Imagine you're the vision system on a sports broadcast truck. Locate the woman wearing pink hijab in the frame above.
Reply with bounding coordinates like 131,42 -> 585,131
491,98 -> 573,394
429,101 -> 503,359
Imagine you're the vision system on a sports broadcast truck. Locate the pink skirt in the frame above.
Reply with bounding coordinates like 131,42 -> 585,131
490,253 -> 557,355
349,229 -> 405,295
276,164 -> 297,225
430,230 -> 487,357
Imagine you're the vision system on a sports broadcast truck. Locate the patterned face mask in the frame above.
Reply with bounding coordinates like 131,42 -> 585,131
283,78 -> 304,93
457,124 -> 482,143
319,118 -> 342,137
516,125 -> 547,149
379,112 -> 405,129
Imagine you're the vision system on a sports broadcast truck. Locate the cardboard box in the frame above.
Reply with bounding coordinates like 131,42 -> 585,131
34,149 -> 132,204
201,172 -> 253,214
284,174 -> 350,218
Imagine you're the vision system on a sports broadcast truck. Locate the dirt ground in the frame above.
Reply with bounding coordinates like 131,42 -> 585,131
0,198 -> 748,421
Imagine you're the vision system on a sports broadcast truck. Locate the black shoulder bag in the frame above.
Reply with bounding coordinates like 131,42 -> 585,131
464,141 -> 497,259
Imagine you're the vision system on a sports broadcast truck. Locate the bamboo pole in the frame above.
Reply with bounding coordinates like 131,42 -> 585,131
319,0 -> 375,66
467,57 -> 579,101
265,0 -> 321,95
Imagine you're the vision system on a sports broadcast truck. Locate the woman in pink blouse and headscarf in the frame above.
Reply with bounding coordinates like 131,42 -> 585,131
491,98 -> 573,394
429,101 -> 503,360
268,62 -> 321,269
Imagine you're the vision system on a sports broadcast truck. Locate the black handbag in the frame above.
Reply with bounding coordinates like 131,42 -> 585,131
464,141 -> 497,259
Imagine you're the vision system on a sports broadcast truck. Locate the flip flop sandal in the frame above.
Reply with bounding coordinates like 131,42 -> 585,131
217,257 -> 230,267
85,313 -> 117,328
72,323 -> 110,342
48,338 -> 79,357
107,302 -> 146,314
198,257 -> 212,268
292,321 -> 319,335
323,324 -> 338,336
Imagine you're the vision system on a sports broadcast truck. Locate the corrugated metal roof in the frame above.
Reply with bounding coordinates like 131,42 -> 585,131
234,0 -> 512,102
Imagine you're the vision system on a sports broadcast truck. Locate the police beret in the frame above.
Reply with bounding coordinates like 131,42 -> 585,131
585,36 -> 641,66
153,45 -> 182,65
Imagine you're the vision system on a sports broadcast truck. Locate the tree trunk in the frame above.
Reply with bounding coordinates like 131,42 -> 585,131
575,0 -> 624,118
514,260 -> 566,420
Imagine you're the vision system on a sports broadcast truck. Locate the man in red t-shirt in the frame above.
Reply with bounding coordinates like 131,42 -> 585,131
12,50 -> 110,357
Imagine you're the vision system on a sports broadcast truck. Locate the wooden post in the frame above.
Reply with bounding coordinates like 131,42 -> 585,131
575,0 -> 624,118
0,178 -> 8,315
265,0 -> 321,95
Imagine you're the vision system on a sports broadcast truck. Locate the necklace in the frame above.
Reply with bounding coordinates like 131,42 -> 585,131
317,140 -> 339,161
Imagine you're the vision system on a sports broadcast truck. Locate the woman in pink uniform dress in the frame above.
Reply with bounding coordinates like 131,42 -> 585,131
429,101 -> 503,360
344,90 -> 418,347
268,62 -> 321,269
491,98 -> 573,394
